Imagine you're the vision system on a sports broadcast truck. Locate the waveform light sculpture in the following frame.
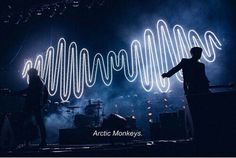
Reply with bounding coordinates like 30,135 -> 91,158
22,19 -> 222,101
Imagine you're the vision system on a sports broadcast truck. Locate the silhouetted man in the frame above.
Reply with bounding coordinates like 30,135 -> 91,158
162,47 -> 211,142
14,68 -> 48,147
162,47 -> 210,95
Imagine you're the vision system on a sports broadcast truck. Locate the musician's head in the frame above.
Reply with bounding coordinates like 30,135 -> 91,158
190,47 -> 202,61
27,68 -> 38,81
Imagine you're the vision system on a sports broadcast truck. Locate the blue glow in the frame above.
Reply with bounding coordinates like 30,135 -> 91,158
22,19 -> 222,101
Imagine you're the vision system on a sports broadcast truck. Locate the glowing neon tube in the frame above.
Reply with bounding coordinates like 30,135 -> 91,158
22,19 -> 222,101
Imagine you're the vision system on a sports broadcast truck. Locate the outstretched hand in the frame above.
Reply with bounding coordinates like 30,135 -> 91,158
161,73 -> 168,78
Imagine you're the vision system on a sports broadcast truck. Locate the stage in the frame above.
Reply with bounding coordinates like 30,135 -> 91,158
2,138 -> 236,157
0,139 -> 205,157
1,0 -> 236,157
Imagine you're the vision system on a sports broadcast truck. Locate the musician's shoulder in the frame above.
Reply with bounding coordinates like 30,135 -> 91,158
181,58 -> 189,61
181,58 -> 189,63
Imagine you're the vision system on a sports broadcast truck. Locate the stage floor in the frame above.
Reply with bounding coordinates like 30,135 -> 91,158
1,139 -> 235,157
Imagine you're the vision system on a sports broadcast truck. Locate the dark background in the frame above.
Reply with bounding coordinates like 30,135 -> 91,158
0,0 -> 236,90
0,0 -> 236,143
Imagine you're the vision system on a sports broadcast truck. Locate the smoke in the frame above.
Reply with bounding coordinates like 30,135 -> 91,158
117,0 -> 230,86
44,106 -> 75,143
22,0 -> 234,143
43,75 -> 188,143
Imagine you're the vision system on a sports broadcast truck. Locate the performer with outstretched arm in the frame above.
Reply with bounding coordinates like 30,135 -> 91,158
162,47 -> 210,95
161,47 -> 211,141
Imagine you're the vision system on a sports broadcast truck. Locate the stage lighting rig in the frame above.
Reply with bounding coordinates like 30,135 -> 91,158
72,0 -> 80,8
35,8 -> 43,16
0,0 -> 110,24
58,3 -> 67,15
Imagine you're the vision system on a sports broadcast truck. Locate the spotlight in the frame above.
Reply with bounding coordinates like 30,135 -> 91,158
3,15 -> 10,23
58,3 -> 67,15
49,6 -> 57,18
72,0 -> 80,7
35,8 -> 43,16
22,11 -> 32,23
3,19 -> 10,23
42,5 -> 52,17
146,141 -> 154,146
87,0 -> 95,9
41,4 -> 57,18
11,14 -> 23,25
148,113 -> 152,116
7,5 -> 12,9
49,13 -> 55,18
18,13 -> 24,24
54,3 -> 60,11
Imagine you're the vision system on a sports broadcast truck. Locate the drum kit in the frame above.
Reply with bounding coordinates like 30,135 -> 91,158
0,87 -> 105,128
66,99 -> 105,128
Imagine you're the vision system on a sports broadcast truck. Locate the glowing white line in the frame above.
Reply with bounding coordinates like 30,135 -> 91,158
22,19 -> 222,101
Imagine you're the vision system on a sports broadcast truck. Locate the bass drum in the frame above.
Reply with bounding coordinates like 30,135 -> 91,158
74,114 -> 92,128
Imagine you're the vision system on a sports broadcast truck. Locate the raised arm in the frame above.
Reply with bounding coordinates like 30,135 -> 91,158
162,60 -> 183,78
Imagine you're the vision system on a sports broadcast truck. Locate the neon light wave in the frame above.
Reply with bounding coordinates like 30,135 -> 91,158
22,19 -> 222,101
